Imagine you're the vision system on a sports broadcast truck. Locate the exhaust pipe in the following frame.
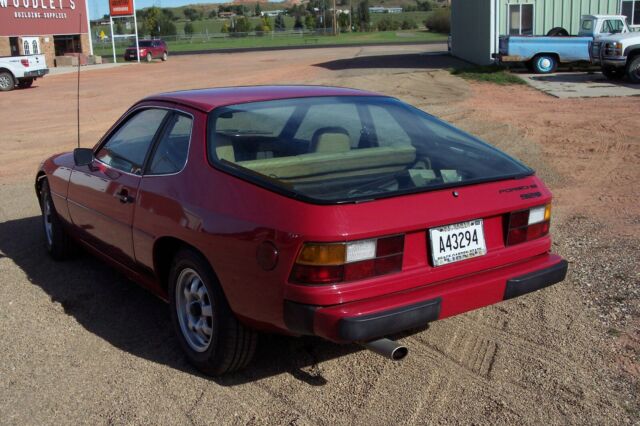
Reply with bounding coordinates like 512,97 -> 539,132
361,338 -> 408,361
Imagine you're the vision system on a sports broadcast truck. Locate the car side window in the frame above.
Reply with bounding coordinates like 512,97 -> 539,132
95,109 -> 168,175
147,113 -> 193,174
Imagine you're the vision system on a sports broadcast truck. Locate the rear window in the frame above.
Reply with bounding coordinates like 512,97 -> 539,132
207,96 -> 531,203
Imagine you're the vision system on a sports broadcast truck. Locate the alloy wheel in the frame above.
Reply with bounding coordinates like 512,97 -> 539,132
175,268 -> 214,352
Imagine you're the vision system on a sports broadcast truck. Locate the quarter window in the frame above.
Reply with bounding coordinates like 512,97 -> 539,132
148,113 -> 193,174
508,4 -> 534,35
96,109 -> 168,174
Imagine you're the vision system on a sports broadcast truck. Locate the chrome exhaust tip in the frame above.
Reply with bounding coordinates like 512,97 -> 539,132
361,338 -> 408,361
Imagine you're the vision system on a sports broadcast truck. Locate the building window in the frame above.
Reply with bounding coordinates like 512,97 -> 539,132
621,0 -> 640,27
32,40 -> 38,54
23,40 -> 30,55
508,4 -> 534,35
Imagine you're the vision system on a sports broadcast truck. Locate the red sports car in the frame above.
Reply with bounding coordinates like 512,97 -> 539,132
36,86 -> 567,375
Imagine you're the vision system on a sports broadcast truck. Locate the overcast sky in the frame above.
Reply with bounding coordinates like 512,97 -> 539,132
88,0 -> 227,20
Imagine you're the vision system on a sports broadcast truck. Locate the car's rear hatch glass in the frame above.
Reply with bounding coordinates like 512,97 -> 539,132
207,96 -> 532,204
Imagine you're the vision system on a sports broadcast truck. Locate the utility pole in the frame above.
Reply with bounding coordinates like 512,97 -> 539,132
333,0 -> 337,35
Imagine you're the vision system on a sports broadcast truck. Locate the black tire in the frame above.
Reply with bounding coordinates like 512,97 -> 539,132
18,78 -> 34,88
169,248 -> 257,376
146,52 -> 152,63
532,54 -> 558,74
161,51 -> 168,61
0,70 -> 15,91
40,179 -> 74,260
547,27 -> 569,36
626,56 -> 640,84
602,65 -> 624,80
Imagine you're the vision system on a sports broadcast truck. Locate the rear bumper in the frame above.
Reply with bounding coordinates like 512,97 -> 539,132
284,254 -> 567,343
23,69 -> 48,78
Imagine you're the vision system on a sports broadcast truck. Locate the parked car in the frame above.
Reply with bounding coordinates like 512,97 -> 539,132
0,54 -> 48,91
124,39 -> 168,62
591,31 -> 640,83
496,14 -> 629,73
35,86 -> 568,375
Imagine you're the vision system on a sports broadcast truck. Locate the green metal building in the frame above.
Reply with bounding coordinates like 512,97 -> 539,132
451,0 -> 639,65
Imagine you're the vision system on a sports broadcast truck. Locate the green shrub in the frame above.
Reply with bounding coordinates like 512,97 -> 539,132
424,7 -> 450,33
401,18 -> 417,30
377,16 -> 399,31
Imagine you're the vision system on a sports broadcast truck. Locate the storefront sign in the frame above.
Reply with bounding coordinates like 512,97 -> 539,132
0,0 -> 88,36
109,0 -> 133,16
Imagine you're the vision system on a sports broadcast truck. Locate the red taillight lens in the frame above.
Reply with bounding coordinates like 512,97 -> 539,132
507,204 -> 551,246
290,235 -> 404,285
20,59 -> 29,67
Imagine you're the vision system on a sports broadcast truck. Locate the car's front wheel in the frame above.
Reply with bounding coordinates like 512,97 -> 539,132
40,179 -> 74,260
169,248 -> 257,376
162,51 -> 168,61
146,53 -> 152,63
626,56 -> 640,84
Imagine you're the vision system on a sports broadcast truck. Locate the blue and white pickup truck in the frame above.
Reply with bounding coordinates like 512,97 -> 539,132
496,15 -> 630,74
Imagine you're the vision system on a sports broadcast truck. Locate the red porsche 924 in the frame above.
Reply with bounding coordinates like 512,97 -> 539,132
36,86 -> 567,375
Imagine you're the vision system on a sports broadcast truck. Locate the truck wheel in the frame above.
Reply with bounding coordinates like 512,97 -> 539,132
546,27 -> 569,36
169,248 -> 257,376
40,179 -> 74,260
602,66 -> 624,80
0,71 -> 15,91
146,52 -> 152,63
532,54 -> 558,74
626,56 -> 640,84
18,78 -> 34,88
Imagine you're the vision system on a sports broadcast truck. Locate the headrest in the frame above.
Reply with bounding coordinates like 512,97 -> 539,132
215,133 -> 235,163
310,127 -> 351,153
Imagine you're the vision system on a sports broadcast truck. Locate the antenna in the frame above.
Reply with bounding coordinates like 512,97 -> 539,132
77,12 -> 82,149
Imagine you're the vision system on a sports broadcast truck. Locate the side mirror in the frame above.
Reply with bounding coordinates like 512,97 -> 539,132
73,148 -> 94,167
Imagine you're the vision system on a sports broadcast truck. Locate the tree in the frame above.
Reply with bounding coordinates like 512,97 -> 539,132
304,15 -> 316,31
357,0 -> 371,31
233,16 -> 252,34
255,2 -> 261,16
184,21 -> 194,36
275,14 -> 286,31
183,7 -> 202,21
114,19 -> 125,34
140,7 -> 177,37
424,7 -> 450,33
208,10 -> 217,19
294,15 -> 304,30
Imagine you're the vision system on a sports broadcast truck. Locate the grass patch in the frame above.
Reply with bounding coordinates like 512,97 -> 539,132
94,30 -> 446,59
451,65 -> 525,85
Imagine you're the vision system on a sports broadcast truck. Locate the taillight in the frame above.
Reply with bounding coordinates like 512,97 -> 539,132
20,59 -> 29,67
507,204 -> 551,246
290,235 -> 404,285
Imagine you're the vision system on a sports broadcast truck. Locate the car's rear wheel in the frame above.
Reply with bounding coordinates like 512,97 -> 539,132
0,71 -> 15,91
602,66 -> 624,80
532,54 -> 558,74
626,56 -> 640,84
162,51 -> 168,61
169,248 -> 257,376
40,179 -> 74,260
18,78 -> 34,88
146,53 -> 152,63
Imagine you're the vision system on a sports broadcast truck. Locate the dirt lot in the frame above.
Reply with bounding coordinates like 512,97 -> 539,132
0,45 -> 639,424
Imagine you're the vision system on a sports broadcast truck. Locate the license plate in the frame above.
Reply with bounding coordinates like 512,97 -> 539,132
429,219 -> 487,267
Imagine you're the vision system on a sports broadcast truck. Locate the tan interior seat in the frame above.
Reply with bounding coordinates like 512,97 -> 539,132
310,127 -> 351,153
215,134 -> 235,162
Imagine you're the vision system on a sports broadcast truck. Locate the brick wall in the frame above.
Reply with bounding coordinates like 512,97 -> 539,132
0,37 -> 10,57
39,36 -> 56,69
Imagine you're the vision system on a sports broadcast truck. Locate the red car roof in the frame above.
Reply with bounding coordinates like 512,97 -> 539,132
141,85 -> 382,112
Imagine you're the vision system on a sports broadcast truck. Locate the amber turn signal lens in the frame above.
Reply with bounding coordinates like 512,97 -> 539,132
296,243 -> 346,266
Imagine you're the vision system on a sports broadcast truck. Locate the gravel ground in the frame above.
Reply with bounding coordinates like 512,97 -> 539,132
0,45 -> 638,424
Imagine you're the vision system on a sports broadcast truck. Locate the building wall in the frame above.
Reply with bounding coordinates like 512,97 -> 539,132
0,37 -> 10,57
499,0 -> 621,36
451,0 -> 495,65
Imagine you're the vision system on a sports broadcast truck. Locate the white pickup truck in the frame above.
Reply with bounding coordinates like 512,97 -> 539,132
0,54 -> 49,92
591,31 -> 640,83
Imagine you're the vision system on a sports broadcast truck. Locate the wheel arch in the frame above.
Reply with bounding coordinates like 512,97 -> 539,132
0,67 -> 15,77
153,236 -> 222,295
623,45 -> 640,58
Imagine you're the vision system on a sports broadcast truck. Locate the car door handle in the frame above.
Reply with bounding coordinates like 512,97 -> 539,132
116,190 -> 134,204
